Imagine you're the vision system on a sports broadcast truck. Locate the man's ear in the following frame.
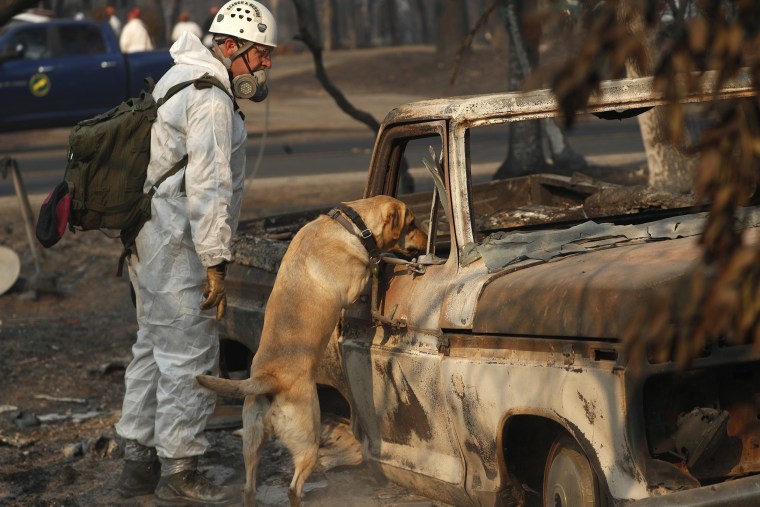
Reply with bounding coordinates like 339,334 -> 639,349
221,38 -> 238,57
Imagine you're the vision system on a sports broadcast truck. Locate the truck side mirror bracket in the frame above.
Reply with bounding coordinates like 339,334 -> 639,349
369,254 -> 447,327
370,263 -> 406,328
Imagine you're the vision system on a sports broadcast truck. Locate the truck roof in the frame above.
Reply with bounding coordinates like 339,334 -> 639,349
381,68 -> 756,127
11,12 -> 53,23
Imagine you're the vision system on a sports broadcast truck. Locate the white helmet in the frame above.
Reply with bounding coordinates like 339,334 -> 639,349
209,0 -> 278,47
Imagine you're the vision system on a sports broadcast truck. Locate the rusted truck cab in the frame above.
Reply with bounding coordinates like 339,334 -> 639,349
223,71 -> 760,506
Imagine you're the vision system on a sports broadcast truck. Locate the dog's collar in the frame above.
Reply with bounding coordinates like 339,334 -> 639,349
327,204 -> 379,256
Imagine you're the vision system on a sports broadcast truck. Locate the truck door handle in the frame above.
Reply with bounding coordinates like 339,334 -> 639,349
37,65 -> 55,73
100,60 -> 118,69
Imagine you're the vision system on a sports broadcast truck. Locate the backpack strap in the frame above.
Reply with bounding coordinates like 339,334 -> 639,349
192,73 -> 234,102
144,76 -> 156,93
156,73 -> 233,107
117,154 -> 189,277
149,154 -> 188,197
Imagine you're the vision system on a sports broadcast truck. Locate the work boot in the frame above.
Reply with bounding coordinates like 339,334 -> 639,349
115,458 -> 161,497
155,457 -> 235,506
115,440 -> 160,497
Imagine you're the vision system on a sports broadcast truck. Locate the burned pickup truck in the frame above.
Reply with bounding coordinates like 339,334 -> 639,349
220,71 -> 760,506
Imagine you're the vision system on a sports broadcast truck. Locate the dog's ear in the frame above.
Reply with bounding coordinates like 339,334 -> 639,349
383,202 -> 404,242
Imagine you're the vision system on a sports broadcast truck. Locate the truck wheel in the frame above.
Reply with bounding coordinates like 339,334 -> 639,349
543,434 -> 601,507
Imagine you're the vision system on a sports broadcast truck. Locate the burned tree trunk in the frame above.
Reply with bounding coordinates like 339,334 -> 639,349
619,3 -> 698,194
494,0 -> 586,179
493,0 -> 548,179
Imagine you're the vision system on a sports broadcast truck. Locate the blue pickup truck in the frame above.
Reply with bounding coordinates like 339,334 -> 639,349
0,16 -> 173,132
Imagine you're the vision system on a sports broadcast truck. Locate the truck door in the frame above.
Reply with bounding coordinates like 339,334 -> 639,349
342,122 -> 469,499
52,23 -> 125,118
0,24 -> 54,125
0,22 -> 125,127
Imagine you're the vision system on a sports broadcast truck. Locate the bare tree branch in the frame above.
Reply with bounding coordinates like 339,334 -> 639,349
291,0 -> 380,133
0,0 -> 42,26
449,0 -> 500,85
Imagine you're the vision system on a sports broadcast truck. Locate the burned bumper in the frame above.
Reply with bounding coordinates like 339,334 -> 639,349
630,474 -> 760,507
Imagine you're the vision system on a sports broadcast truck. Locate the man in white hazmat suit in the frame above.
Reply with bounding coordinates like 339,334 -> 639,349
114,1 -> 275,504
119,7 -> 154,53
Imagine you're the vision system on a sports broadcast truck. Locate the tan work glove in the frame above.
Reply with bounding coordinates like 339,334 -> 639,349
201,263 -> 227,320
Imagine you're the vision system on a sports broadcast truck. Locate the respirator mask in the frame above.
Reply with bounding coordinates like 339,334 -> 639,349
212,38 -> 270,102
232,70 -> 268,102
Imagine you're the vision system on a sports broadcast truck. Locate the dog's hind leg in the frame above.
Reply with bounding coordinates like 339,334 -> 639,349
241,394 -> 272,507
273,385 -> 320,507
286,441 -> 318,507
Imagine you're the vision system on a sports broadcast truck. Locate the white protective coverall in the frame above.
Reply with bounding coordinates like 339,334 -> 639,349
116,32 -> 246,459
119,18 -> 154,53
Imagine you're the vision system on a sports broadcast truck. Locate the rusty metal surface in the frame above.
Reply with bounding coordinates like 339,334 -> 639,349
439,345 -> 647,502
220,263 -> 275,355
230,234 -> 289,272
472,235 -> 701,339
628,473 -> 760,506
342,327 -> 468,491
382,69 -> 754,129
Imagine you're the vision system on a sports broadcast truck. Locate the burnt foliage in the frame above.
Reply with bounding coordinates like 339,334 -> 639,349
550,0 -> 760,366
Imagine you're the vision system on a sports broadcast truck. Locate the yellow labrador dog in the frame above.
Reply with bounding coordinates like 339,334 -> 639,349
197,195 -> 427,507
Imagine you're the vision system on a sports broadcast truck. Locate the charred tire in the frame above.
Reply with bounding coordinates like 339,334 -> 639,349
543,434 -> 601,507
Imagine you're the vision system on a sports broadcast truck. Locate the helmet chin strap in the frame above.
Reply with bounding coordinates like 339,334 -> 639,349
211,38 -> 265,101
211,39 -> 254,71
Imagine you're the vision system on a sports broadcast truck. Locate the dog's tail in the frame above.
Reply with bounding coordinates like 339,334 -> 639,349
196,374 -> 275,398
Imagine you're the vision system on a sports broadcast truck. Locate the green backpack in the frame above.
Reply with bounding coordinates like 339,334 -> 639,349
62,73 -> 232,274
